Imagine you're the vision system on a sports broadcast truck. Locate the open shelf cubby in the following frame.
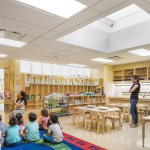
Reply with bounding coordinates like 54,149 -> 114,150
113,70 -> 123,81
135,67 -> 147,80
123,69 -> 134,81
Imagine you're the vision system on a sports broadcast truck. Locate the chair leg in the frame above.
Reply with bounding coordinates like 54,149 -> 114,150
121,114 -> 124,122
113,119 -> 115,129
84,119 -> 87,130
97,121 -> 101,134
129,115 -> 132,124
141,113 -> 142,121
87,120 -> 92,131
105,119 -> 107,131
75,118 -> 80,129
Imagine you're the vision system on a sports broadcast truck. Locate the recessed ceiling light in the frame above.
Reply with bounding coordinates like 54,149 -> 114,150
67,63 -> 86,67
0,38 -> 26,47
91,58 -> 114,63
107,4 -> 141,21
0,54 -> 7,57
15,0 -> 87,19
129,49 -> 150,56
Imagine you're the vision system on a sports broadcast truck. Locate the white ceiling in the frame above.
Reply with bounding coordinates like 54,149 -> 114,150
1,0 -> 150,69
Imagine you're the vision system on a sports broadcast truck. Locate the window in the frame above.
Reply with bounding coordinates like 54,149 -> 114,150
20,60 -> 31,73
69,66 -> 76,76
42,63 -> 52,75
52,65 -> 60,75
31,62 -> 42,74
61,66 -> 69,76
85,68 -> 91,77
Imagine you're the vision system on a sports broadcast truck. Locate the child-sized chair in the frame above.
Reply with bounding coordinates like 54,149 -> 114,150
138,107 -> 146,121
87,111 -> 102,133
121,106 -> 132,124
75,109 -> 90,130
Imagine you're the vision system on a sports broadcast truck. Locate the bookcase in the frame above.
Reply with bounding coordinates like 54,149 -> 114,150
22,74 -> 105,114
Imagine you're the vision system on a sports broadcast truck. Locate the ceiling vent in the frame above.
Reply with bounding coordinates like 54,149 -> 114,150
0,29 -> 26,41
107,56 -> 124,60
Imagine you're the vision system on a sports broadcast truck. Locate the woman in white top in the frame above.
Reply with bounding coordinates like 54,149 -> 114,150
6,91 -> 27,119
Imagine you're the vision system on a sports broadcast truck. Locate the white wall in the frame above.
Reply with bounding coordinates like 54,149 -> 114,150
91,69 -> 103,78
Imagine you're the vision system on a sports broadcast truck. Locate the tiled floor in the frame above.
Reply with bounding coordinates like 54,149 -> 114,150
5,110 -> 150,150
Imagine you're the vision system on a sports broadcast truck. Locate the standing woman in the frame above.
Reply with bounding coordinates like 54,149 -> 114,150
6,91 -> 27,119
129,75 -> 140,128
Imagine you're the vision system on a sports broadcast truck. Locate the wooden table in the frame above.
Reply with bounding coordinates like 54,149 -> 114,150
142,116 -> 150,147
108,103 -> 148,116
73,106 -> 121,134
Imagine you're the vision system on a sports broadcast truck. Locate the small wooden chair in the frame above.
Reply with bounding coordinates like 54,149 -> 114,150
75,109 -> 90,130
105,111 -> 122,129
138,107 -> 146,121
87,111 -> 102,133
121,106 -> 132,124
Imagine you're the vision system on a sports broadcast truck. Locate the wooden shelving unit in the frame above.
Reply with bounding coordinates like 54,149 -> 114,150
135,67 -> 147,80
123,69 -> 134,81
24,84 -> 104,111
113,67 -> 150,82
113,70 -> 123,81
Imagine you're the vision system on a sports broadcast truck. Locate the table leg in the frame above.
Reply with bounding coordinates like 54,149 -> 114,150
73,108 -> 75,126
118,110 -> 122,129
142,120 -> 145,147
102,113 -> 105,135
146,106 -> 148,116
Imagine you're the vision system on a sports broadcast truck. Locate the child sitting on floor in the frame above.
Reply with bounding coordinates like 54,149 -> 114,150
5,117 -> 22,147
43,113 -> 63,144
23,112 -> 39,142
16,113 -> 24,133
0,115 -> 7,148
38,109 -> 49,130
47,112 -> 61,129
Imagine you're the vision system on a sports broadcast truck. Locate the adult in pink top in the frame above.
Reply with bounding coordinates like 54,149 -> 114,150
38,109 -> 49,130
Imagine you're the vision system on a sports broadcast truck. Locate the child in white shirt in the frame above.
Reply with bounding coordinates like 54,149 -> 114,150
43,114 -> 63,144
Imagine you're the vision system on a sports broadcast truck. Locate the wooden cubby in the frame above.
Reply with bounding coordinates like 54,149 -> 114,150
113,70 -> 123,81
135,67 -> 147,80
123,69 -> 134,81
148,67 -> 150,80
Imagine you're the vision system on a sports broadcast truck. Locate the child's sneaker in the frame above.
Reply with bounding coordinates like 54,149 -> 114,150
130,124 -> 136,128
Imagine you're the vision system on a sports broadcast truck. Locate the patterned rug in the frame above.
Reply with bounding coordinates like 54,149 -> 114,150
2,131 -> 107,150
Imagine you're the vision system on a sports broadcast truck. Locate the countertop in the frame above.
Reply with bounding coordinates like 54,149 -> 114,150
108,97 -> 150,101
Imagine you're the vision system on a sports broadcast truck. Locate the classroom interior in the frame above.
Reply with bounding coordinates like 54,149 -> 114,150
1,0 -> 150,150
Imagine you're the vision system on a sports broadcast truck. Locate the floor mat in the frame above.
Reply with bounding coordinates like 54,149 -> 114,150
2,131 -> 107,150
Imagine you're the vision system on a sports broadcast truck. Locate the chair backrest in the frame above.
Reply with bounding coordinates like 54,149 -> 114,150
123,106 -> 130,114
78,109 -> 86,118
89,111 -> 99,120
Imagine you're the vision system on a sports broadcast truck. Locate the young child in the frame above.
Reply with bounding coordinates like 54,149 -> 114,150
38,109 -> 49,130
23,112 -> 39,142
5,117 -> 22,147
43,114 -> 63,144
0,115 -> 7,148
47,112 -> 61,129
16,113 -> 24,133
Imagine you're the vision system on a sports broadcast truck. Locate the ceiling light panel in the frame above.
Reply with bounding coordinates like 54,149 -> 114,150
91,58 -> 113,62
15,0 -> 87,19
0,54 -> 7,57
107,4 -> 141,21
129,49 -> 150,56
0,38 -> 26,47
67,63 -> 86,67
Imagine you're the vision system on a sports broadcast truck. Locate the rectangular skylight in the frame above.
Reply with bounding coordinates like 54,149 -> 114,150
15,0 -> 87,19
0,38 -> 26,47
129,49 -> 150,56
0,54 -> 7,57
67,63 -> 86,67
91,58 -> 113,63
107,4 -> 141,21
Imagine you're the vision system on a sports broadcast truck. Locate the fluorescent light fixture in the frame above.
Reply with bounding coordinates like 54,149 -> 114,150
91,58 -> 113,63
67,63 -> 86,67
0,38 -> 26,47
129,49 -> 150,56
15,0 -> 87,19
107,4 -> 141,21
0,54 -> 7,57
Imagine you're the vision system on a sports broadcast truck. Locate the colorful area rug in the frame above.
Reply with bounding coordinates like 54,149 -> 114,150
2,131 -> 107,150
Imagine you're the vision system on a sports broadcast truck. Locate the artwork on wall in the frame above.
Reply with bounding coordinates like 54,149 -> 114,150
69,77 -> 73,85
80,78 -> 85,86
43,76 -> 48,84
38,76 -> 43,84
26,94 -> 30,100
31,94 -> 36,100
37,94 -> 41,100
25,74 -> 31,83
59,76 -> 64,85
64,77 -> 69,85
49,76 -> 54,85
54,76 -> 58,85
31,75 -> 37,84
